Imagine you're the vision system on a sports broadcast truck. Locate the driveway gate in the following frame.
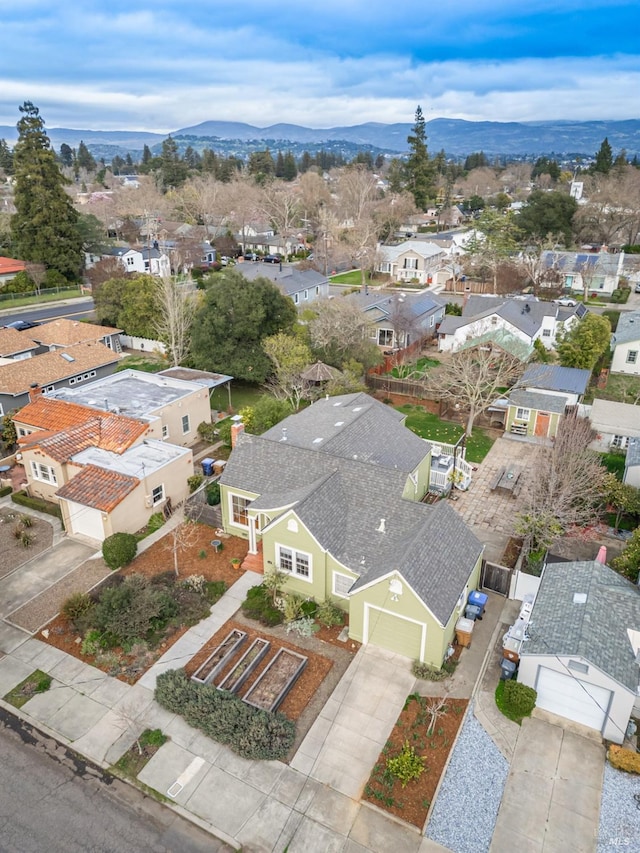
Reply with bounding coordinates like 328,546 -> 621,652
481,560 -> 512,596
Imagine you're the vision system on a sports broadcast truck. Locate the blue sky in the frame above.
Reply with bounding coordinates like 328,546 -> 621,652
0,0 -> 638,131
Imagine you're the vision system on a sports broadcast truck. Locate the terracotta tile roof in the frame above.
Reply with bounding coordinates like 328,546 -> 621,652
28,412 -> 148,462
56,464 -> 139,512
0,327 -> 38,357
0,256 -> 26,276
0,342 -> 121,396
30,318 -> 122,347
14,396 -> 124,432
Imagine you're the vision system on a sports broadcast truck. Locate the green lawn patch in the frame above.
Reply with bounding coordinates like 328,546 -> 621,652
4,670 -> 52,708
210,381 -> 263,414
596,374 -> 640,405
116,354 -> 166,373
600,451 -> 627,480
112,728 -> 168,779
329,270 -> 363,285
0,288 -> 84,308
396,405 -> 495,464
389,357 -> 440,379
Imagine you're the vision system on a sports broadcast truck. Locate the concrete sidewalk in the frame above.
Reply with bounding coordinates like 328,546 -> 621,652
490,715 -> 604,853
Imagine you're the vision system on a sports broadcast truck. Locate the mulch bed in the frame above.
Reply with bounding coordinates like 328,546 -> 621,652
364,694 -> 468,830
0,508 -> 53,579
185,618 -> 333,723
500,536 -> 523,569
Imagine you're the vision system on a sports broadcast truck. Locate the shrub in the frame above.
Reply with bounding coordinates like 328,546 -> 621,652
20,514 -> 33,528
285,616 -> 318,638
81,629 -> 106,656
0,484 -> 12,498
11,490 -> 62,520
154,669 -> 295,760
282,592 -> 305,623
412,660 -> 454,681
102,532 -> 138,570
205,481 -> 220,506
92,574 -> 178,644
139,728 -> 167,749
61,592 -> 94,628
146,512 -> 165,534
608,744 -> 640,774
503,680 -> 537,717
316,597 -> 344,628
187,474 -> 204,493
20,531 -> 34,548
241,584 -> 284,626
204,580 -> 227,604
197,420 -> 219,442
386,740 -> 425,787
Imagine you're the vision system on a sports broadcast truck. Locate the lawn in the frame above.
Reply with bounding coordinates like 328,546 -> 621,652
0,287 -> 84,308
116,353 -> 167,373
600,451 -> 627,480
389,357 -> 440,380
209,381 -> 264,414
396,404 -> 495,464
329,270 -> 363,285
595,374 -> 640,405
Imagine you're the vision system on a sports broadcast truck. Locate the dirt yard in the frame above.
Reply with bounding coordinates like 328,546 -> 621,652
0,507 -> 53,579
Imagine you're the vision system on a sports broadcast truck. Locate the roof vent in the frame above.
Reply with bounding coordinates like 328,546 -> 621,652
60,352 -> 75,362
334,421 -> 344,426
573,592 -> 587,604
333,402 -> 342,407
312,437 -> 323,444
377,518 -> 386,533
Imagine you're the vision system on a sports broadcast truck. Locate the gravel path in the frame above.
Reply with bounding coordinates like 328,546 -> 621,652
598,763 -> 640,852
0,511 -> 53,579
426,705 -> 508,853
5,557 -> 111,633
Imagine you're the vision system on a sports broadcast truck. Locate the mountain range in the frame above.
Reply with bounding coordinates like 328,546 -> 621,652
1,118 -> 639,160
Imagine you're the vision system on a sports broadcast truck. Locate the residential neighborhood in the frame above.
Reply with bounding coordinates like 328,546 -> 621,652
2,101 -> 640,853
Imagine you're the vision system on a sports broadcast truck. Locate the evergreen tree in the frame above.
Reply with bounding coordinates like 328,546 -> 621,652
142,144 -> 152,165
299,151 -> 312,173
125,153 -> 134,174
405,105 -> 435,210
76,140 -> 96,172
275,151 -> 285,178
10,102 -> 82,281
159,136 -> 187,189
282,151 -> 297,181
593,137 -> 613,175
59,143 -> 73,168
0,139 -> 13,174
248,149 -> 275,184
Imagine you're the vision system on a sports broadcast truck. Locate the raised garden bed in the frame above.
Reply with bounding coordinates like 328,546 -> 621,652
192,628 -> 247,685
243,647 -> 308,712
217,636 -> 271,694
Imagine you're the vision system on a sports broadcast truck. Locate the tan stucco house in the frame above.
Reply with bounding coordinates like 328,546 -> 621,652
219,393 -> 483,666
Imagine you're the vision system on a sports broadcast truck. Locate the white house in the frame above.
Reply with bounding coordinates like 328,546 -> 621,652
119,247 -> 171,277
518,560 -> 640,744
589,398 -> 640,452
610,311 -> 640,376
376,240 -> 445,286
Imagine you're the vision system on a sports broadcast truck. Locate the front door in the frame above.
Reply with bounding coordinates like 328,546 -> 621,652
534,411 -> 551,437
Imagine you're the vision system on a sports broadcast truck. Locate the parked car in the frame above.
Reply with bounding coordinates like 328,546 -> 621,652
243,252 -> 258,261
635,282 -> 640,294
5,319 -> 40,331
554,296 -> 578,307
263,254 -> 282,264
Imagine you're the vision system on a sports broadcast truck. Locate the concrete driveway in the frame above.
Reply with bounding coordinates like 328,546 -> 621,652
490,714 -> 605,852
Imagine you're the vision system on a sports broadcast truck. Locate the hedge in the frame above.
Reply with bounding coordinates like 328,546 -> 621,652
154,668 -> 295,761
608,744 -> 640,774
11,490 -> 62,520
0,484 -> 12,498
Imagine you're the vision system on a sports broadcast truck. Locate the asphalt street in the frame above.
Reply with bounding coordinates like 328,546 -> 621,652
0,710 -> 230,853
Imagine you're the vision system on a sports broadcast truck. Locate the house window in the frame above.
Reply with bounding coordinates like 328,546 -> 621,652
30,461 -> 57,485
151,484 -> 164,505
304,290 -> 308,300
542,329 -> 552,337
277,545 -> 312,581
315,286 -> 319,296
380,262 -> 391,273
333,572 -> 353,598
126,256 -> 135,266
230,494 -> 250,527
515,408 -> 530,421
294,293 -> 299,304
403,257 -> 418,270
378,328 -> 394,346
627,350 -> 638,364
162,424 -> 169,439
611,435 -> 629,449
568,660 -> 589,674
42,385 -> 55,395
181,414 -> 190,434
491,316 -> 498,325
429,315 -> 434,327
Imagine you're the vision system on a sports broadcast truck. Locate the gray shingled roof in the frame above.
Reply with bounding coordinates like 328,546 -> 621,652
522,561 -> 640,691
612,311 -> 640,347
261,393 -> 429,473
508,389 -> 568,415
220,428 -> 482,625
521,364 -> 590,395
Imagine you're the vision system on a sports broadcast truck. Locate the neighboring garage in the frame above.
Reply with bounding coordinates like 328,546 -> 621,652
518,560 -> 640,744
364,605 -> 425,662
61,499 -> 105,541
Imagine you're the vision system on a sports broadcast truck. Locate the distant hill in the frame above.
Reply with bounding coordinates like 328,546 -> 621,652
1,118 -> 639,159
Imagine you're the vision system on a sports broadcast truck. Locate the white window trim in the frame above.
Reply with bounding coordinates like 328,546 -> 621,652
333,571 -> 353,598
515,407 -> 531,421
162,424 -> 169,439
276,543 -> 313,583
151,484 -> 165,505
626,350 -> 638,364
377,328 -> 394,347
181,414 -> 191,434
30,460 -> 57,485
228,492 -> 250,529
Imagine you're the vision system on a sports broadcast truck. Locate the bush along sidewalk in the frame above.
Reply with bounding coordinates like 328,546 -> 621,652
154,668 -> 295,760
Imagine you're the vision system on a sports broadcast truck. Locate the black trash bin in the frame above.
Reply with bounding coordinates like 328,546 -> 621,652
201,457 -> 215,477
500,658 -> 517,680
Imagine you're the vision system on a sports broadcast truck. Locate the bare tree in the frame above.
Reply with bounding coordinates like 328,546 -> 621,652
168,518 -> 202,577
114,699 -> 149,755
515,414 -> 608,555
154,276 -> 198,367
262,332 -> 313,409
425,695 -> 450,736
428,347 -> 524,435
258,183 -> 301,255
515,238 -> 564,294
24,262 -> 46,294
308,298 -> 379,367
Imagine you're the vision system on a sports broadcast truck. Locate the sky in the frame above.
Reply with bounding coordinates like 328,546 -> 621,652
0,0 -> 639,133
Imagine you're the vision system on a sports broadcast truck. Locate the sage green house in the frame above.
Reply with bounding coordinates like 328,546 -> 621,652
505,389 -> 565,440
219,393 -> 483,667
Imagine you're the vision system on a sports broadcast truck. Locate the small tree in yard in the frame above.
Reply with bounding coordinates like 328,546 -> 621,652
515,415 -> 608,555
612,527 -> 640,582
428,347 -> 524,435
425,695 -> 449,736
603,474 -> 640,533
102,532 -> 137,570
556,313 -> 611,370
169,518 -> 201,577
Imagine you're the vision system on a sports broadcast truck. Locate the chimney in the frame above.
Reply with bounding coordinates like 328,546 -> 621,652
28,383 -> 43,403
231,421 -> 245,448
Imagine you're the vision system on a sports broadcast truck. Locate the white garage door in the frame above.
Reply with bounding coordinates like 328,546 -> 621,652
535,666 -> 612,732
65,500 -> 105,542
364,606 -> 425,660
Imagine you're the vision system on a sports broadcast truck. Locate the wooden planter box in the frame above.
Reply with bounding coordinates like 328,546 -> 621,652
243,647 -> 307,713
217,637 -> 271,694
191,629 -> 247,685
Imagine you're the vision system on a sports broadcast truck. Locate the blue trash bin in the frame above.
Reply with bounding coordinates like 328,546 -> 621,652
468,590 -> 488,619
201,458 -> 215,477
